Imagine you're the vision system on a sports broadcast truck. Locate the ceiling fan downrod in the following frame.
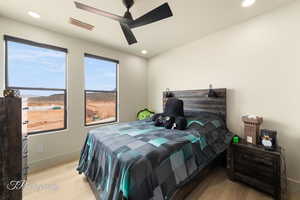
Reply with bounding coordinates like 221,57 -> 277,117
122,0 -> 134,10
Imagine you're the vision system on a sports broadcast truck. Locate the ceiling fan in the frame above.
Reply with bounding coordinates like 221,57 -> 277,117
74,0 -> 173,45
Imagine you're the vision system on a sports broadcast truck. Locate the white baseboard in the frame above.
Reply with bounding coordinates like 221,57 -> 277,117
28,150 -> 81,174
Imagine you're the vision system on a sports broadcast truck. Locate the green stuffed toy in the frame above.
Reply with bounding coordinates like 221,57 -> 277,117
137,109 -> 155,120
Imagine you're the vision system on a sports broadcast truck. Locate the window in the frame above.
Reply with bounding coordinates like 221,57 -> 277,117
84,53 -> 118,126
5,36 -> 67,134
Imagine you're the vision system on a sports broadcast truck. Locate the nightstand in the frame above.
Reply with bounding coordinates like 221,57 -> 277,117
227,140 -> 286,200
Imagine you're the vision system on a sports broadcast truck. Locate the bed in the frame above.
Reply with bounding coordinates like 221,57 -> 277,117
77,88 -> 232,200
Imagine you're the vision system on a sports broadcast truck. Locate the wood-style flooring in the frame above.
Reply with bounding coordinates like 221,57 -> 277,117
23,160 -> 298,200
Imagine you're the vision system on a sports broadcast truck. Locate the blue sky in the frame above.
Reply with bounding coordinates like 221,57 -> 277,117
7,41 -> 117,96
85,56 -> 117,91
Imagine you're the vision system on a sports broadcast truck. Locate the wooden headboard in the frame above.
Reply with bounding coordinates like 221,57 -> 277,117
163,88 -> 227,123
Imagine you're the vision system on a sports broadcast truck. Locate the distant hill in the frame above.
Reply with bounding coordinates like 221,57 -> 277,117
28,91 -> 116,102
28,94 -> 64,102
86,91 -> 116,102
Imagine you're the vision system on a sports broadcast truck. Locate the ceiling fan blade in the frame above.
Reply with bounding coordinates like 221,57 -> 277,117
120,23 -> 137,45
129,3 -> 173,29
74,1 -> 130,24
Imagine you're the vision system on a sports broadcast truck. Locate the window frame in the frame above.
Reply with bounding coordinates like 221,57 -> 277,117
4,35 -> 68,135
84,53 -> 119,127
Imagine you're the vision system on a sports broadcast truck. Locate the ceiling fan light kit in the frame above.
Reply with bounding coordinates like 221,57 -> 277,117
74,0 -> 173,45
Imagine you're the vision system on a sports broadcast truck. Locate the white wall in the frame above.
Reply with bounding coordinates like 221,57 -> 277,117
0,17 -> 148,171
148,1 -> 300,193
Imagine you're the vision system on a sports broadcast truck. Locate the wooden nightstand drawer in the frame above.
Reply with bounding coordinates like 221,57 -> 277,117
235,150 -> 273,167
234,163 -> 274,184
234,150 -> 275,182
234,172 -> 275,195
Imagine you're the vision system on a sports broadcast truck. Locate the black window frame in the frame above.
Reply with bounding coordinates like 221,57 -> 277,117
84,53 -> 119,127
4,35 -> 68,135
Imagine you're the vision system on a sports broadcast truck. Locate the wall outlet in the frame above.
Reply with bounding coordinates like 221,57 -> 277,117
37,144 -> 44,153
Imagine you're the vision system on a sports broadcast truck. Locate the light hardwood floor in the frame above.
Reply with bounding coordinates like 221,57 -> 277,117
23,160 -> 298,200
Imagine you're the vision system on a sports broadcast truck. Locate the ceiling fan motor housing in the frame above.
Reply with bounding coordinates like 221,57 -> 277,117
123,0 -> 134,9
124,11 -> 133,20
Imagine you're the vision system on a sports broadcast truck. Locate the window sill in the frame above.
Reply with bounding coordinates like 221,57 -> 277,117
28,128 -> 68,137
85,120 -> 119,130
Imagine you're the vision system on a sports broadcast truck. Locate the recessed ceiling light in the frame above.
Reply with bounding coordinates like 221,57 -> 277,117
141,50 -> 148,55
28,11 -> 40,18
241,0 -> 256,7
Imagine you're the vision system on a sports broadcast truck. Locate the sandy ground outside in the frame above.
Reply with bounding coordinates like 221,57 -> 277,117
26,100 -> 116,133
86,101 -> 116,124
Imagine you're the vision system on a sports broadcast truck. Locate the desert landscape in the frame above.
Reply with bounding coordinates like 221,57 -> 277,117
24,91 -> 116,133
25,94 -> 65,133
85,91 -> 116,125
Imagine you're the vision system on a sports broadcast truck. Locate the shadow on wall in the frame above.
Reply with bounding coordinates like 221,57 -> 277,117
224,89 -> 246,138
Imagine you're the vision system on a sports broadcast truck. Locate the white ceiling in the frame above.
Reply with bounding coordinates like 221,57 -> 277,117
0,0 -> 294,58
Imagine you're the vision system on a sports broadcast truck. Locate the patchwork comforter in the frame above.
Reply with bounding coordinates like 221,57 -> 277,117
77,114 -> 233,200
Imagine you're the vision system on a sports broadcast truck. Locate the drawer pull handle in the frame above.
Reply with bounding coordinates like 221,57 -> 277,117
23,107 -> 29,110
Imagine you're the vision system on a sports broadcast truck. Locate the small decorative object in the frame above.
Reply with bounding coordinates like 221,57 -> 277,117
3,89 -> 20,97
137,109 -> 155,120
260,129 -> 277,150
233,136 -> 240,144
242,115 -> 263,144
207,84 -> 218,98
